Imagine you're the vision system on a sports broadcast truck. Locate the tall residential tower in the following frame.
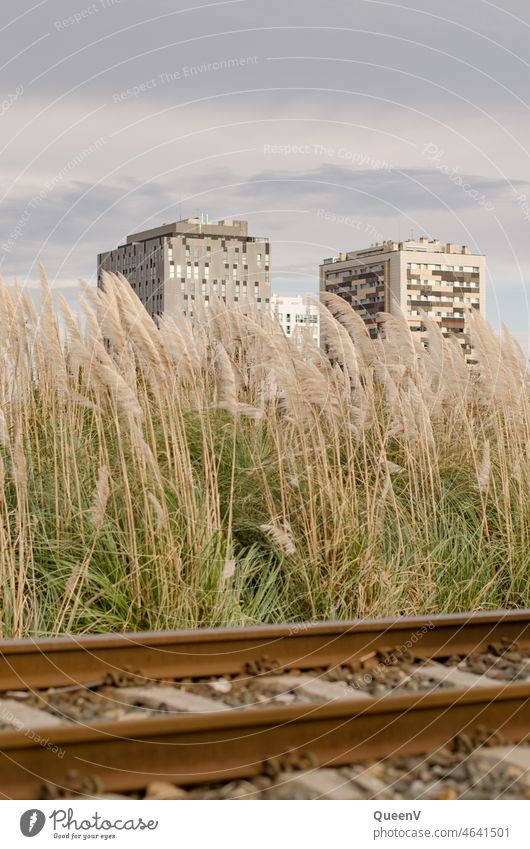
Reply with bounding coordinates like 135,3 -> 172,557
97,216 -> 271,319
320,238 -> 485,353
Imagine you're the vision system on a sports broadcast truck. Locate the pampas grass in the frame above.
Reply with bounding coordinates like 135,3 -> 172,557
0,271 -> 528,636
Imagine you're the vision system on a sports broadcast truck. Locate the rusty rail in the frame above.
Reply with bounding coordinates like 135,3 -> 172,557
1,610 -> 529,691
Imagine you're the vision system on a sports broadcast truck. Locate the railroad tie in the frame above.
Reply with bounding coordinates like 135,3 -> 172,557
416,663 -> 508,689
469,746 -> 530,788
275,768 -> 366,800
0,698 -> 64,730
256,675 -> 372,701
99,686 -> 231,713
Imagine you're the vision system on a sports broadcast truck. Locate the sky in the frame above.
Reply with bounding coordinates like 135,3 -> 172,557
1,0 -> 530,350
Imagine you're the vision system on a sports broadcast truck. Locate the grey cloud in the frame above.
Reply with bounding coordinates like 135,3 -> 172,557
1,0 -> 530,341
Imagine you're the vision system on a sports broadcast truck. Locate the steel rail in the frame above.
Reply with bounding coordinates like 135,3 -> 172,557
0,682 -> 529,799
0,610 -> 529,691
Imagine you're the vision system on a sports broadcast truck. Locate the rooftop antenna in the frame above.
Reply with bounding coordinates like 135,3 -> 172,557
409,228 -> 415,241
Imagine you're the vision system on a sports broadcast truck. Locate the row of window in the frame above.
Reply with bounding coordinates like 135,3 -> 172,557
408,310 -> 465,318
182,294 -> 269,303
278,314 -> 318,323
408,263 -> 480,272
407,294 -> 480,303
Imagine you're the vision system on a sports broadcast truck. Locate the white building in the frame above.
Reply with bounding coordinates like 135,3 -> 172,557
270,294 -> 320,346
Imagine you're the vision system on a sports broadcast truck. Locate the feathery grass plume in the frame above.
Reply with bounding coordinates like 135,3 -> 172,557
90,466 -> 110,529
446,334 -> 473,400
113,273 -> 169,368
319,291 -> 379,368
467,308 -> 506,405
0,276 -> 15,353
94,272 -> 130,355
316,303 -> 358,386
260,522 -> 296,556
12,431 -> 28,492
37,264 -> 70,400
161,308 -> 202,375
378,309 -> 417,372
222,559 -> 236,582
476,440 -> 491,494
501,324 -> 529,385
158,314 -> 198,382
379,456 -> 405,474
95,361 -> 143,421
147,491 -> 169,528
212,342 -> 262,418
404,378 -> 436,450
418,311 -> 445,375
0,408 -> 9,447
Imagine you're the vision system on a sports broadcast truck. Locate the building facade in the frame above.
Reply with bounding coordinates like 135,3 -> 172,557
270,294 -> 320,346
319,238 -> 485,352
97,216 -> 271,320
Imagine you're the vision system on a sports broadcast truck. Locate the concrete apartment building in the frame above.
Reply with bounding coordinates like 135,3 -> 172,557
319,238 -> 485,352
97,216 -> 271,319
270,294 -> 320,346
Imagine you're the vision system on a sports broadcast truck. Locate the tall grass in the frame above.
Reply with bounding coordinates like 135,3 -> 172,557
0,270 -> 528,636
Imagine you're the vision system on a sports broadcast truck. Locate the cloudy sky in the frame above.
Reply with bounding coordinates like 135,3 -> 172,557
1,0 -> 530,347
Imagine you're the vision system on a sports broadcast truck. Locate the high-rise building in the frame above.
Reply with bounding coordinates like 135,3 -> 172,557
270,294 -> 320,346
97,216 -> 271,319
319,238 -> 485,352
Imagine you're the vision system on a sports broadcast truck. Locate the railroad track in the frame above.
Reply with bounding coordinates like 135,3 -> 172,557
0,610 -> 529,799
